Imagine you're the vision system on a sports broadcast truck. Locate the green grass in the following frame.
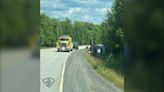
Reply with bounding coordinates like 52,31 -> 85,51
86,53 -> 124,89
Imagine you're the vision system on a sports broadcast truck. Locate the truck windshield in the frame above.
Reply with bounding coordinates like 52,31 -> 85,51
60,38 -> 69,41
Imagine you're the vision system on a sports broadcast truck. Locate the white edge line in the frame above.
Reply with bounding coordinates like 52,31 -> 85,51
59,51 -> 72,92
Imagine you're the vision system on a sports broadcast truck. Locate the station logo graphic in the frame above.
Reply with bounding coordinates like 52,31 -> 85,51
43,77 -> 55,88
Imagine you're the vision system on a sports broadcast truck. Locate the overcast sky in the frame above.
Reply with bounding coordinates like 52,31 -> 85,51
41,0 -> 113,24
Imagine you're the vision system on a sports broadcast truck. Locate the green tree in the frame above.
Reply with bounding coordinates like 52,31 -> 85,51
100,0 -> 125,73
102,0 -> 125,54
40,13 -> 54,46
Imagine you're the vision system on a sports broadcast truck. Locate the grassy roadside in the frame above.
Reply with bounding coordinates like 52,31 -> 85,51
86,53 -> 124,89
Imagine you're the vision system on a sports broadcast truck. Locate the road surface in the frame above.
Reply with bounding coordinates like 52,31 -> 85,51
64,49 -> 123,92
40,48 -> 70,92
41,47 -> 123,92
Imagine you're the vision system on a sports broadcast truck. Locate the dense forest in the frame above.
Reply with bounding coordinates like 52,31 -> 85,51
40,14 -> 102,47
101,0 -> 124,73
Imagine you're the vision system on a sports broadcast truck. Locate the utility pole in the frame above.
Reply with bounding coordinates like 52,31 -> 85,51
57,17 -> 58,39
92,36 -> 94,44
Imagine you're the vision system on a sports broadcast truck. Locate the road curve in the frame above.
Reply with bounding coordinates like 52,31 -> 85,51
63,49 -> 123,92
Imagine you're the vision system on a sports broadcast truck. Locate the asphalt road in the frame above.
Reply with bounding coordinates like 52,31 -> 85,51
40,48 -> 70,92
63,49 -> 123,92
40,47 -> 123,92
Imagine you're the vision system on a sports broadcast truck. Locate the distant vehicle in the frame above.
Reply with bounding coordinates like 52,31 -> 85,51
56,35 -> 73,52
73,42 -> 79,50
91,44 -> 105,55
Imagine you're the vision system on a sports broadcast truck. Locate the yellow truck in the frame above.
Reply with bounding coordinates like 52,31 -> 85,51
56,35 -> 73,52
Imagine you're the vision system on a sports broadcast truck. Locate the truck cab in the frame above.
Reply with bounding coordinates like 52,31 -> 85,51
56,35 -> 73,52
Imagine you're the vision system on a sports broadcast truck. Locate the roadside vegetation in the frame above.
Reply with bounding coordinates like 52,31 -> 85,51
86,53 -> 124,89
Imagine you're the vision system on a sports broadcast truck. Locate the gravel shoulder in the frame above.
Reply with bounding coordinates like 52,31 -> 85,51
64,49 -> 123,92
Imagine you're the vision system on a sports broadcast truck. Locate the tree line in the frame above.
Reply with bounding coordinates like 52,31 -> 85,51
101,0 -> 124,73
40,14 -> 102,47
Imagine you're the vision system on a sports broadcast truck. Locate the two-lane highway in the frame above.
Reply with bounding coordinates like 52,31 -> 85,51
41,47 -> 123,92
40,48 -> 70,92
